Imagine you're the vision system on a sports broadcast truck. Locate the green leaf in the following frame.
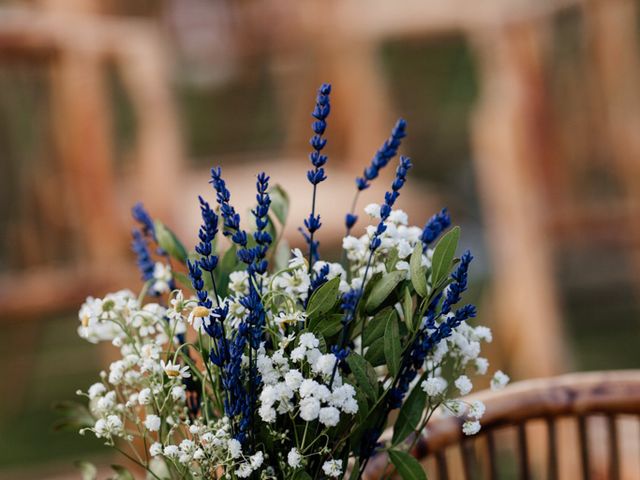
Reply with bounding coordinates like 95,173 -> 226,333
364,337 -> 386,366
215,245 -> 239,296
154,220 -> 188,263
384,312 -> 401,376
270,184 -> 290,226
53,401 -> 94,432
354,386 -> 370,420
110,465 -> 135,480
306,277 -> 341,319
430,226 -> 460,288
346,353 -> 378,401
274,239 -> 291,271
349,458 -> 361,480
74,461 -> 97,480
385,247 -> 400,272
410,244 -> 428,298
173,271 -> 193,290
403,287 -> 414,331
363,307 -> 394,347
308,313 -> 343,338
388,449 -> 427,480
292,470 -> 313,480
392,379 -> 427,445
365,270 -> 406,314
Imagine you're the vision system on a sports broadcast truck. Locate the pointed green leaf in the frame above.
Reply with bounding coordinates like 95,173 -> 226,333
410,243 -> 428,297
384,312 -> 401,376
269,184 -> 290,226
306,276 -> 341,319
346,353 -> 378,401
274,239 -> 291,271
292,470 -> 313,480
154,220 -> 188,263
430,226 -> 460,288
308,313 -> 343,338
110,465 -> 135,480
392,378 -> 427,445
365,270 -> 405,314
349,458 -> 361,480
364,337 -> 385,366
363,307 -> 394,347
173,271 -> 193,290
403,287 -> 414,331
388,449 -> 427,480
74,461 -> 97,480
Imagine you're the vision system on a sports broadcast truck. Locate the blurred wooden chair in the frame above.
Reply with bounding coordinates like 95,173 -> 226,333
0,3 -> 183,318
404,370 -> 640,480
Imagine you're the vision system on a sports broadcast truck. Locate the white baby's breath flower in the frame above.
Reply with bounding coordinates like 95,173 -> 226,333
88,383 -> 106,399
312,354 -> 337,377
287,447 -> 302,468
463,420 -> 481,435
145,414 -> 161,432
364,203 -> 381,218
299,397 -> 321,421
468,400 -> 486,420
322,459 -> 343,478
228,438 -> 242,459
474,326 -> 493,342
422,377 -> 447,397
491,370 -> 510,391
164,445 -> 179,459
149,442 -> 163,457
318,406 -> 340,427
284,369 -> 303,390
475,357 -> 489,375
138,388 -> 152,405
171,385 -> 186,402
455,375 -> 473,396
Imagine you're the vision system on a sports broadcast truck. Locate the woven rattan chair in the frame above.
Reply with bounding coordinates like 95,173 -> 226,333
367,370 -> 640,480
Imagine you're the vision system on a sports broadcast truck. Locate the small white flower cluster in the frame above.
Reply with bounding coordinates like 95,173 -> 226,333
414,317 -> 509,437
343,204 -> 428,283
257,333 -> 358,428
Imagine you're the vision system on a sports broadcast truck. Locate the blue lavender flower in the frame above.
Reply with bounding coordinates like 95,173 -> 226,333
187,259 -> 211,309
355,118 -> 406,191
345,119 -> 407,233
196,196 -> 219,273
421,208 -> 451,248
131,202 -> 155,239
440,250 -> 472,315
368,156 -> 412,253
131,229 -> 155,285
309,263 -> 330,292
249,172 -> 272,276
331,157 -> 413,388
301,83 -> 331,267
209,167 -> 248,250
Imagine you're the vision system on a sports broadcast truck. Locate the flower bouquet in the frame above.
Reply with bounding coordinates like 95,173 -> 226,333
68,84 -> 508,480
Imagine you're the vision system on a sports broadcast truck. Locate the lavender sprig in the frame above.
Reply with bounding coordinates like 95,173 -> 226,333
330,156 -> 413,387
421,208 -> 451,249
131,229 -> 155,288
345,119 -> 407,234
301,83 -> 331,269
132,202 -> 156,239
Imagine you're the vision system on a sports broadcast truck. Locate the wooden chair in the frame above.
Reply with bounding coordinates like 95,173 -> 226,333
366,370 -> 640,479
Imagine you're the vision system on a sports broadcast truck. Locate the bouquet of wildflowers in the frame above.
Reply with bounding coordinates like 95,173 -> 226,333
68,84 -> 508,480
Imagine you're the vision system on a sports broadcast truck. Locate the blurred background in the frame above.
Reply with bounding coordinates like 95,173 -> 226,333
1,0 -> 640,478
